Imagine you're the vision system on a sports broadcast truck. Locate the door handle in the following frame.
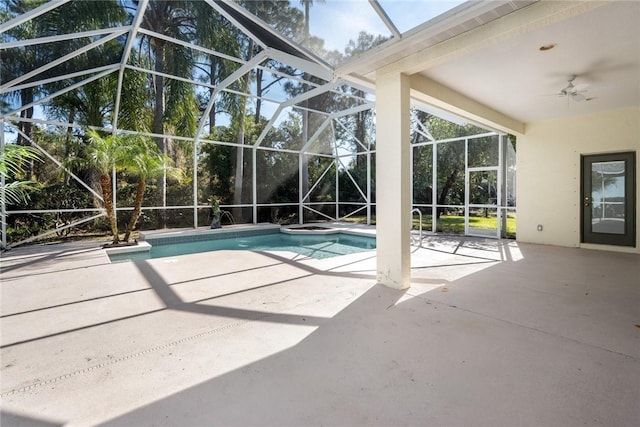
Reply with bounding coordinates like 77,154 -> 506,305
584,197 -> 590,207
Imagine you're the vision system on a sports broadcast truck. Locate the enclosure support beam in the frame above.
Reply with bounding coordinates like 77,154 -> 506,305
375,71 -> 411,290
432,140 -> 438,233
252,147 -> 257,224
298,153 -> 304,224
1,121 -> 6,250
0,0 -> 71,34
193,140 -> 199,228
367,150 -> 372,225
500,134 -> 507,238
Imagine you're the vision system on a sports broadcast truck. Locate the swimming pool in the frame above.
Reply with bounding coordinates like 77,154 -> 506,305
108,231 -> 376,262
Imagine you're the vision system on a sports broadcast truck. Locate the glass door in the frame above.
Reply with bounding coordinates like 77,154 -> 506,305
581,152 -> 636,247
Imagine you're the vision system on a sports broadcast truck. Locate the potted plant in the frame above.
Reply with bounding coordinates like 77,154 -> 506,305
210,197 -> 222,229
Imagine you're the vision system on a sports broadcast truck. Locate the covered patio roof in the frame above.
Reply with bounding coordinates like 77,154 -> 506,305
359,1 -> 640,131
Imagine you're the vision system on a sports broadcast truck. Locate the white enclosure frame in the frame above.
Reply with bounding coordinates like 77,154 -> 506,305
410,131 -> 515,239
1,0 -> 523,249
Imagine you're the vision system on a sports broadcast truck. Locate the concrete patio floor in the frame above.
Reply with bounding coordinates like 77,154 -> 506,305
1,230 -> 638,426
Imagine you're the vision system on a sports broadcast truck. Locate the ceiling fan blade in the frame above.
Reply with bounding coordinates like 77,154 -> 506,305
573,83 -> 589,92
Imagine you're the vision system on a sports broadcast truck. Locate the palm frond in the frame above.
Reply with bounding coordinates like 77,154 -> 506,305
1,180 -> 38,205
0,145 -> 42,177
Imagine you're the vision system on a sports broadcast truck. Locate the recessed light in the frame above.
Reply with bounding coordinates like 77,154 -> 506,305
539,43 -> 557,51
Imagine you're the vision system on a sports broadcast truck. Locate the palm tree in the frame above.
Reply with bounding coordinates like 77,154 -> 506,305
139,0 -> 198,227
231,50 -> 252,223
123,140 -> 183,242
82,129 -> 130,244
114,55 -> 154,134
0,144 -> 41,206
192,1 -> 241,129
299,0 -> 325,207
300,0 -> 325,44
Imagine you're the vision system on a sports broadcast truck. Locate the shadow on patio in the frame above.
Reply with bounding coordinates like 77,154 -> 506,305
1,239 -> 638,426
99,242 -> 639,426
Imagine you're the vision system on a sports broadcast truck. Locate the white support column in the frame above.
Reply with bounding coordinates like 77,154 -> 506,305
375,71 -> 411,290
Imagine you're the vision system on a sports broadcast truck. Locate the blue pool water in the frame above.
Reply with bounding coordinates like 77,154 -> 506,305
108,232 -> 376,262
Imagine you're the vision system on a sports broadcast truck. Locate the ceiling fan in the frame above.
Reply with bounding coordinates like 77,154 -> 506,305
557,75 -> 589,102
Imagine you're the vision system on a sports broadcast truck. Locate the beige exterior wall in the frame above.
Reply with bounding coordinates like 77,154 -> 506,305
517,106 -> 640,253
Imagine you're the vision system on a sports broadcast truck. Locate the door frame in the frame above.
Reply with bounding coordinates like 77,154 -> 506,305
465,166 -> 501,238
464,135 -> 503,239
580,151 -> 636,247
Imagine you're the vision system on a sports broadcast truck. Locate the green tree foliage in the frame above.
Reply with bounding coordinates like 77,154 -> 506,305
26,184 -> 92,237
411,110 -> 489,217
123,139 -> 183,242
1,0 -> 127,147
75,130 -> 131,244
256,115 -> 299,203
2,1 -> 510,243
192,1 -> 241,128
6,127 -> 101,236
0,144 -> 41,205
138,0 -> 198,226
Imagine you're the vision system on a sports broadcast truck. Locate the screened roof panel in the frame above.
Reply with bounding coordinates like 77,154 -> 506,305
253,0 -> 393,65
2,0 -> 510,149
378,0 -> 467,34
259,58 -> 329,91
130,33 -> 245,82
296,91 -> 371,116
1,0 -> 130,39
259,106 -> 303,150
249,98 -> 280,124
292,110 -> 334,155
246,74 -> 299,105
334,114 -> 374,152
213,0 -> 314,62
305,118 -> 336,156
1,34 -> 125,88
243,0 -> 475,65
133,29 -> 247,68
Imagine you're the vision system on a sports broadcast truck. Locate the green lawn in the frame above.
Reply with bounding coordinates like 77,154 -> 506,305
342,214 -> 516,238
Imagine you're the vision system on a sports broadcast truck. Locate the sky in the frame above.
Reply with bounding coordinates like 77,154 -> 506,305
302,0 -> 467,53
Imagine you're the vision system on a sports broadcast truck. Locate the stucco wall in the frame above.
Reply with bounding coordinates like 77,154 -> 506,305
517,106 -> 640,253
